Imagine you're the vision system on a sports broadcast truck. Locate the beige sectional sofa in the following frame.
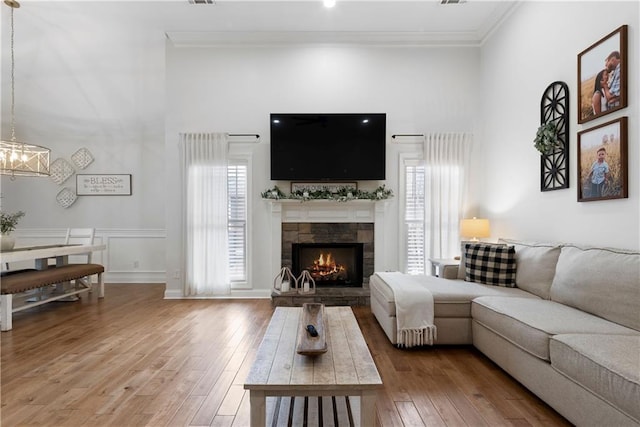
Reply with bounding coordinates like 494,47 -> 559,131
369,240 -> 640,426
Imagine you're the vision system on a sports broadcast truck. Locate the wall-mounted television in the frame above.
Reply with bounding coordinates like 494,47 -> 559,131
270,113 -> 386,181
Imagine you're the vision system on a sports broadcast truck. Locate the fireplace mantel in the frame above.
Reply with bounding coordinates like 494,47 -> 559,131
269,199 -> 385,223
268,199 -> 388,284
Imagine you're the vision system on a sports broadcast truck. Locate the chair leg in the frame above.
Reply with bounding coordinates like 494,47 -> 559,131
98,272 -> 104,298
1,294 -> 13,331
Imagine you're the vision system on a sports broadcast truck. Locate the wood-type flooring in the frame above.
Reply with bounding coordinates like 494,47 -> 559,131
1,284 -> 571,426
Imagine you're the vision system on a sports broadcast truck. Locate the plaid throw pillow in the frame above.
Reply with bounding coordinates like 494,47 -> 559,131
464,243 -> 517,287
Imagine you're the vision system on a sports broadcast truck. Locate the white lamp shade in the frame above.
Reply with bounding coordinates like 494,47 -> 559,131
460,218 -> 490,240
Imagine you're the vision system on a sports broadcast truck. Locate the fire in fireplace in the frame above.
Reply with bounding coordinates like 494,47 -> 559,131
292,243 -> 364,287
309,252 -> 347,281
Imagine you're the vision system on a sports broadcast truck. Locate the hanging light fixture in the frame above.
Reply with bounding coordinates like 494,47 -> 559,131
0,0 -> 50,178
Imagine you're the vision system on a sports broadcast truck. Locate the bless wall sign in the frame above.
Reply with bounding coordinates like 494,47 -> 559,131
76,174 -> 132,196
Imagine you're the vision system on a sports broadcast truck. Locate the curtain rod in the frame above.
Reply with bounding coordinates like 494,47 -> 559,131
391,134 -> 424,139
228,133 -> 260,143
229,133 -> 260,139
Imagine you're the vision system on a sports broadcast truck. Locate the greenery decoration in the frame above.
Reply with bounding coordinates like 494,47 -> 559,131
534,122 -> 559,155
261,185 -> 393,202
0,210 -> 25,234
261,185 -> 287,200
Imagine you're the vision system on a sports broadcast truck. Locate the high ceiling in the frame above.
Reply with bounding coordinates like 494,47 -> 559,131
164,0 -> 519,46
10,1 -> 518,47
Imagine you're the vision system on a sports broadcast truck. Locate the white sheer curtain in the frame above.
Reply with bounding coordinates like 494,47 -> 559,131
179,133 -> 230,296
423,132 -> 472,261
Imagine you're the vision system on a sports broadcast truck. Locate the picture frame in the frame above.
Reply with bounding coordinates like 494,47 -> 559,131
577,117 -> 627,202
291,182 -> 357,193
76,174 -> 132,196
577,25 -> 627,124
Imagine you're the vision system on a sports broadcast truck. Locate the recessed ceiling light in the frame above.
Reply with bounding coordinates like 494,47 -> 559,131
323,0 -> 336,8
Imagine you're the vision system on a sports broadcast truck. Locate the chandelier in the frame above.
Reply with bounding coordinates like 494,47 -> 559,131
0,0 -> 50,178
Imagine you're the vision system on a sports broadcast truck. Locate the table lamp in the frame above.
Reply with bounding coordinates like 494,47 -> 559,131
460,217 -> 490,242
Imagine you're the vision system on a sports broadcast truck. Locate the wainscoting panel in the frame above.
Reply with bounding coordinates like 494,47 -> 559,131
12,228 -> 166,283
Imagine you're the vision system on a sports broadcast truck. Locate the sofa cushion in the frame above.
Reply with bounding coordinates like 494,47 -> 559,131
464,243 -> 516,287
550,334 -> 640,422
550,245 -> 640,331
471,296 -> 639,361
369,273 -> 538,318
498,238 -> 561,299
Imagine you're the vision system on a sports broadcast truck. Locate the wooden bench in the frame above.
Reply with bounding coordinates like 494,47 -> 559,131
1,263 -> 104,331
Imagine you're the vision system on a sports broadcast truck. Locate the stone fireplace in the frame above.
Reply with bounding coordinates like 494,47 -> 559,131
269,200 -> 387,306
283,223 -> 373,287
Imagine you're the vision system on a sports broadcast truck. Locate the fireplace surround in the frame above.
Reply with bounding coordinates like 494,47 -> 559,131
282,222 -> 373,287
268,199 -> 387,305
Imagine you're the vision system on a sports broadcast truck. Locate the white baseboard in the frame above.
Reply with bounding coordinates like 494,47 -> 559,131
164,289 -> 184,299
106,271 -> 166,283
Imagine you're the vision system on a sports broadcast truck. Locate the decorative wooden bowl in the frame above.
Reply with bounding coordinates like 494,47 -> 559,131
296,303 -> 327,356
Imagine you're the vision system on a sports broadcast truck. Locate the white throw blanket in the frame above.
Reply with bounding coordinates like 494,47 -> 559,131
376,272 -> 437,347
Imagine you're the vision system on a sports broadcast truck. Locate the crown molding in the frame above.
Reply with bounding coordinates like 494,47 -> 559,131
167,30 -> 487,48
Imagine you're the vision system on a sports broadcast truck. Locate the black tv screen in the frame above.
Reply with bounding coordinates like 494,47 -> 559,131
270,113 -> 386,181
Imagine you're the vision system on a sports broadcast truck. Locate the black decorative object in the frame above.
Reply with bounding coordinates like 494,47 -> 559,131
540,81 -> 569,191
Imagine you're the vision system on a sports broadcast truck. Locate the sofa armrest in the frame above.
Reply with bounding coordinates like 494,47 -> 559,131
442,264 -> 460,279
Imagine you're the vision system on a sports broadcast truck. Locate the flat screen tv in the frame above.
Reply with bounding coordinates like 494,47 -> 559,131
270,113 -> 386,181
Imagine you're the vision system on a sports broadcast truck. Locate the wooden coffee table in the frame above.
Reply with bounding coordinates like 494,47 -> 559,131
244,306 -> 382,426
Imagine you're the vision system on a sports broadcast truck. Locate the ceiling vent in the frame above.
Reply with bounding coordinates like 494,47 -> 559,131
188,0 -> 215,4
440,0 -> 466,4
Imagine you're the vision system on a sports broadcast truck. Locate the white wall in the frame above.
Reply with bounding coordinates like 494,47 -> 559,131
480,1 -> 639,249
164,44 -> 481,296
1,2 -> 166,228
4,1 -> 635,291
1,3 -> 168,281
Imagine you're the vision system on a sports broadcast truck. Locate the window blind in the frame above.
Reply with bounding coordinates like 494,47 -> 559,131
227,163 -> 247,282
405,163 -> 425,274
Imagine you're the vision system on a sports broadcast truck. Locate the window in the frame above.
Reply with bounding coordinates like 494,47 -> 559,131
400,134 -> 471,275
404,160 -> 425,274
227,162 -> 247,282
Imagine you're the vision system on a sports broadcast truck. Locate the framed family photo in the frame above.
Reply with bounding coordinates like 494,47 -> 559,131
577,117 -> 627,202
577,25 -> 627,124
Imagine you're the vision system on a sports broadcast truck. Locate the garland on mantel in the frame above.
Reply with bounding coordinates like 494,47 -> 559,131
261,185 -> 393,202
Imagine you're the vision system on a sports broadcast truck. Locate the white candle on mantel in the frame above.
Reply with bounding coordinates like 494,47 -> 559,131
303,281 -> 310,292
281,280 -> 290,292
